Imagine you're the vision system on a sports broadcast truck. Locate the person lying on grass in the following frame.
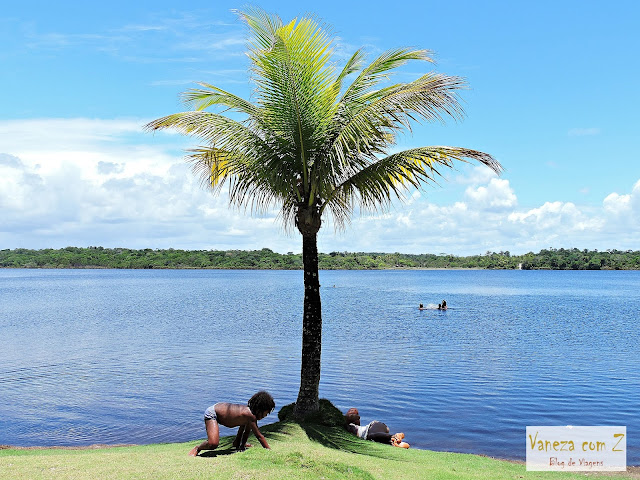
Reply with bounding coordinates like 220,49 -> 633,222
189,391 -> 275,456
344,408 -> 410,448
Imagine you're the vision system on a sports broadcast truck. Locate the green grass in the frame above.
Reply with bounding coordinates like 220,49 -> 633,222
1,421 -> 636,480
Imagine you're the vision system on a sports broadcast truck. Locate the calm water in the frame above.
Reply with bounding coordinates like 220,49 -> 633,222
0,269 -> 638,463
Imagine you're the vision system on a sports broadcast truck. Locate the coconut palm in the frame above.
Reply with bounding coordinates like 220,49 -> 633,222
146,8 -> 502,418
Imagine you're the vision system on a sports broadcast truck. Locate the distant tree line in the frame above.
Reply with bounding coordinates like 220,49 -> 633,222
1,246 -> 639,270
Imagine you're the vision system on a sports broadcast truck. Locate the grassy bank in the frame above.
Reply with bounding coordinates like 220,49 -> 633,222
1,421 -> 636,480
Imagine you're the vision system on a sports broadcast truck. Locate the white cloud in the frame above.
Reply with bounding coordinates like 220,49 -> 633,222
464,178 -> 517,210
453,165 -> 499,185
603,180 -> 640,212
603,192 -> 631,214
1,118 -> 639,255
97,161 -> 125,175
323,177 -> 640,255
507,202 -> 605,237
0,153 -> 24,168
0,118 -> 296,251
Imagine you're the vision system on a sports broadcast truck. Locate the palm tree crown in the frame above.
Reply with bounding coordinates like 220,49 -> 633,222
146,8 -> 502,418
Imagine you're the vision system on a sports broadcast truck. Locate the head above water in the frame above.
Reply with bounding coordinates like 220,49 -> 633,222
248,390 -> 275,417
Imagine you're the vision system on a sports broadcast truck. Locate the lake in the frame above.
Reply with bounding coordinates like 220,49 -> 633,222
0,268 -> 638,463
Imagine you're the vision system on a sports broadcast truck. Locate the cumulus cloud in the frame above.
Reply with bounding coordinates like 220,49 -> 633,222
464,178 -> 517,210
0,150 -> 295,251
0,118 -> 296,251
603,192 -> 631,214
323,174 -> 640,255
603,180 -> 640,216
97,161 -> 125,175
1,118 -> 639,255
508,201 -> 597,244
0,153 -> 24,168
453,165 -> 499,185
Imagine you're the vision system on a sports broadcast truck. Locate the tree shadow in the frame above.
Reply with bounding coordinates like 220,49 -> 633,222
276,401 -> 410,461
298,423 -> 407,461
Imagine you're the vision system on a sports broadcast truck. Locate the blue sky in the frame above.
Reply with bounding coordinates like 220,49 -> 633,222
1,0 -> 639,254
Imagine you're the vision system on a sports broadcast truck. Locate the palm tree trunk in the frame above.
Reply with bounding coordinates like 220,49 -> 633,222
293,230 -> 322,418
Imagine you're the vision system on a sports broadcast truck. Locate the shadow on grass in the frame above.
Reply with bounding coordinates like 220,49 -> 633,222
195,438 -> 237,458
275,400 -> 407,461
199,448 -> 236,457
298,423 -> 405,461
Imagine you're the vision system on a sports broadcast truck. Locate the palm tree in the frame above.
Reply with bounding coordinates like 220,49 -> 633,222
146,8 -> 502,418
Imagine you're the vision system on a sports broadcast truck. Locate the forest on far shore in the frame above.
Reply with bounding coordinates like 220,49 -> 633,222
1,247 -> 639,270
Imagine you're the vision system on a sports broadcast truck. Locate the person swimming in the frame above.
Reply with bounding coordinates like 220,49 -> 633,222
436,300 -> 448,310
420,302 -> 447,310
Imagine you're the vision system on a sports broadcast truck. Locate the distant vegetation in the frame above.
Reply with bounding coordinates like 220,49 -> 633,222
1,246 -> 639,270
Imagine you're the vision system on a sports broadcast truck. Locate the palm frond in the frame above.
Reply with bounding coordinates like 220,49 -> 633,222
340,48 -> 434,104
144,111 -> 268,155
331,48 -> 366,95
330,73 -> 469,162
184,147 -> 233,192
181,83 -> 261,117
236,7 -> 283,51
322,146 -> 501,229
185,145 -> 290,216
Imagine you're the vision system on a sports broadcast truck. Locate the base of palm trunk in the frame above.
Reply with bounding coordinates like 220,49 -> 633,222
293,395 -> 320,420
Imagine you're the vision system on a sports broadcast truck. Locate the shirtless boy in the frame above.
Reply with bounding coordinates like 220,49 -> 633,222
188,391 -> 275,456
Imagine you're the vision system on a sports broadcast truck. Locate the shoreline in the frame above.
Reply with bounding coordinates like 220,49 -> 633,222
3,265 -> 639,271
2,441 -> 639,470
1,444 -> 136,450
0,265 -> 484,271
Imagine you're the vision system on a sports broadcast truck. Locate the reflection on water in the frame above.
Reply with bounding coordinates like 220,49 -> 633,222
0,269 -> 638,463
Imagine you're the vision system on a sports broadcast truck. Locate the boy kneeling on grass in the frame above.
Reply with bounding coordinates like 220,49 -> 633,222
189,391 -> 275,456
